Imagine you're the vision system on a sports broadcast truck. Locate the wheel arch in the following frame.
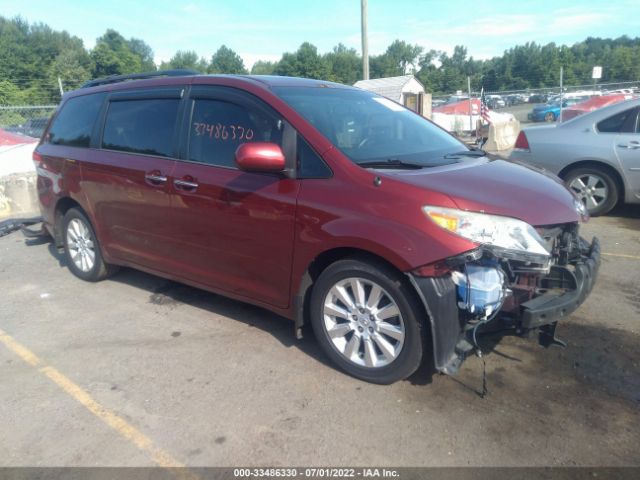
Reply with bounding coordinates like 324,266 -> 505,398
293,247 -> 428,339
53,197 -> 83,247
558,160 -> 625,202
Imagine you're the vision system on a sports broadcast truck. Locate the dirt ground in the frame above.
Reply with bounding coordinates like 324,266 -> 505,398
0,206 -> 638,468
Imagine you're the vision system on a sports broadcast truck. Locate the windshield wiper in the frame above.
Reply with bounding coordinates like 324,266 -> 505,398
357,159 -> 425,169
443,149 -> 487,159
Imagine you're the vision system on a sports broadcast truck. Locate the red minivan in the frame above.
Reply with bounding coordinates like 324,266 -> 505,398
34,71 -> 599,384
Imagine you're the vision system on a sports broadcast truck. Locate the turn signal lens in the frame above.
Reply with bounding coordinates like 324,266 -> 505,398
426,211 -> 459,232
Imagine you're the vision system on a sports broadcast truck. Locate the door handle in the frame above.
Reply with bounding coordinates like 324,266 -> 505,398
145,173 -> 168,184
174,179 -> 199,190
618,143 -> 640,149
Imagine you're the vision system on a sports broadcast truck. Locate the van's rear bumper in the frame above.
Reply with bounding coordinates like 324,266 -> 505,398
408,237 -> 600,375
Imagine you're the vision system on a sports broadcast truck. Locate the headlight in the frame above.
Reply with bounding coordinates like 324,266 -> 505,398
423,206 -> 550,261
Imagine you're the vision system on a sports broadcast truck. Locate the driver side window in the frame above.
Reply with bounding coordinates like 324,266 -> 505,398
188,99 -> 283,167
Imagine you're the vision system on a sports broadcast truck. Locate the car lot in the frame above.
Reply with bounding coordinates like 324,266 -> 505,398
1,207 -> 639,467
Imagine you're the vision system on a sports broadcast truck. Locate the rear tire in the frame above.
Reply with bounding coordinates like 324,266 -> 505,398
544,112 -> 555,122
62,208 -> 118,281
310,258 -> 424,384
564,167 -> 618,216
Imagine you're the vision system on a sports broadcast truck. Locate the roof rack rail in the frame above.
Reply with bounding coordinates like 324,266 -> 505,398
81,69 -> 199,89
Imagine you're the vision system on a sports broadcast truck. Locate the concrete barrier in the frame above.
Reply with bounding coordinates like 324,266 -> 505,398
0,172 -> 39,222
484,114 -> 520,152
0,134 -> 39,224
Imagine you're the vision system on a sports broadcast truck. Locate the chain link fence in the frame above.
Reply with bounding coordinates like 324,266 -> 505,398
0,105 -> 57,140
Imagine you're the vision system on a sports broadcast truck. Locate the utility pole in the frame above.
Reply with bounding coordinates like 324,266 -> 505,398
361,0 -> 369,80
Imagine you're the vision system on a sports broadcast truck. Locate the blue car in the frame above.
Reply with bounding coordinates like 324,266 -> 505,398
528,98 -> 583,122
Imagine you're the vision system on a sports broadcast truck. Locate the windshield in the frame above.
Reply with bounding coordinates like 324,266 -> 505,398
273,86 -> 468,167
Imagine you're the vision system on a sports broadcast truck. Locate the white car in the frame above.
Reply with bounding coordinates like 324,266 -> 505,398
510,98 -> 640,216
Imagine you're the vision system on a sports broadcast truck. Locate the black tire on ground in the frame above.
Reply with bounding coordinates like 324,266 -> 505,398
564,167 -> 619,216
544,112 -> 555,122
62,207 -> 118,282
309,258 -> 425,384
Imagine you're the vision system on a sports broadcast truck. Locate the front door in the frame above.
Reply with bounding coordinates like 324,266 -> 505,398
168,87 -> 299,308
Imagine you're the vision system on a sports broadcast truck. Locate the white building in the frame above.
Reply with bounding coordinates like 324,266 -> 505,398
353,75 -> 426,114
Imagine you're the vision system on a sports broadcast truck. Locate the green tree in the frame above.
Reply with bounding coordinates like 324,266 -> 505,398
371,40 -> 423,78
324,43 -> 361,84
127,38 -> 156,71
250,60 -> 277,75
273,42 -> 329,79
208,45 -> 247,74
47,49 -> 93,93
160,50 -> 207,71
90,29 -> 142,77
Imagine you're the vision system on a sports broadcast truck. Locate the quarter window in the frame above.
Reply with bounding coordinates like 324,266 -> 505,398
102,99 -> 179,157
297,136 -> 331,178
597,108 -> 635,133
48,93 -> 105,147
188,99 -> 283,168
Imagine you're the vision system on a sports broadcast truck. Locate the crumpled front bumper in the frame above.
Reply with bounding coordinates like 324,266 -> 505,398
408,236 -> 601,375
521,237 -> 600,329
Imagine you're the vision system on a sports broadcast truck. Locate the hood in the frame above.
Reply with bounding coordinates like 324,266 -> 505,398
382,159 -> 581,226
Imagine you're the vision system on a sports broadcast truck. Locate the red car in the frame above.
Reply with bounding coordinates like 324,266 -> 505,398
33,71 -> 599,384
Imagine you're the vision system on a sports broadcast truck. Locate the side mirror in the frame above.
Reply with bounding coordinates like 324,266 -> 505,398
235,142 -> 285,173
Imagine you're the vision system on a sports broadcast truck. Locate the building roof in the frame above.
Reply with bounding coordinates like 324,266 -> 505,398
353,75 -> 423,100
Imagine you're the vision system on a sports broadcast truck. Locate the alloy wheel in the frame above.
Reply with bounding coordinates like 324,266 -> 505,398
66,218 -> 96,273
322,277 -> 405,368
569,174 -> 608,211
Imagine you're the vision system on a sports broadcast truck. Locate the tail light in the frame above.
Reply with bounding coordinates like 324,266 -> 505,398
514,131 -> 530,151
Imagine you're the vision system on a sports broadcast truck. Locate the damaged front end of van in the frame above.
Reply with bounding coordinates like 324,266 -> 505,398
408,206 -> 600,375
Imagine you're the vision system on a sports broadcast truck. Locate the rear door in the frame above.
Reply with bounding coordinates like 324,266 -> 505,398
614,107 -> 640,199
82,88 -> 183,268
167,86 -> 299,308
598,106 -> 640,199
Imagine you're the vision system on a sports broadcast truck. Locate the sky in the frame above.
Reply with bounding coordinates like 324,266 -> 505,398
1,0 -> 639,68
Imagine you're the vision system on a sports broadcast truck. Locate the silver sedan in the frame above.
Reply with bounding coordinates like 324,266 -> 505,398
510,98 -> 640,215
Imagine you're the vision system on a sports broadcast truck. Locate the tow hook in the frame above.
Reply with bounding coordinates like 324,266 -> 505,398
538,322 -> 567,348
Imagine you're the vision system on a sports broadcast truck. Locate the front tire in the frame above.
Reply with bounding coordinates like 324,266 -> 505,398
62,207 -> 118,281
310,258 -> 424,384
544,112 -> 555,122
565,167 -> 618,216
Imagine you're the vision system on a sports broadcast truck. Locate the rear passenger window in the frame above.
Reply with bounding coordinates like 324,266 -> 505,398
188,99 -> 283,168
102,99 -> 179,157
48,93 -> 105,147
597,108 -> 635,133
